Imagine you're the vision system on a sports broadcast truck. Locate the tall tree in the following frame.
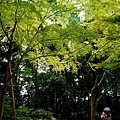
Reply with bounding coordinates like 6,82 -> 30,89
80,0 -> 120,120
0,0 -> 79,119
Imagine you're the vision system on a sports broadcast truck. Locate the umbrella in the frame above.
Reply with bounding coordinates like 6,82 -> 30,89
103,107 -> 111,113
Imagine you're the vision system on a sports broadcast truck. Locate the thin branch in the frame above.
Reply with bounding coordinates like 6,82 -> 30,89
87,62 -> 96,72
96,79 -> 119,106
33,15 -> 47,37
0,20 -> 10,41
13,47 -> 30,75
88,40 -> 111,62
97,71 -> 106,86
88,61 -> 100,94
10,9 -> 18,41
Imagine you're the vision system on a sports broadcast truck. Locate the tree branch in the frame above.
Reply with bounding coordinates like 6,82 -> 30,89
96,79 -> 119,106
88,40 -> 111,62
87,62 -> 96,72
10,5 -> 18,41
0,21 -> 10,41
97,71 -> 106,87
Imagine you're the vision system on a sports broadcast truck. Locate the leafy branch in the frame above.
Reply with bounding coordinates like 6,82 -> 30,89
96,78 -> 119,107
88,40 -> 111,62
18,43 -> 87,71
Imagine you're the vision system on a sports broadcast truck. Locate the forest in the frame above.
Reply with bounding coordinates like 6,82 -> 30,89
0,0 -> 120,120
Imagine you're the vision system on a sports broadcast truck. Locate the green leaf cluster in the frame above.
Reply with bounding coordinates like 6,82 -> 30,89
31,108 -> 56,120
81,0 -> 120,69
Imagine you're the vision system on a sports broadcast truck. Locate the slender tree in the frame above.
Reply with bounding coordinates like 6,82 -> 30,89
0,0 -> 80,119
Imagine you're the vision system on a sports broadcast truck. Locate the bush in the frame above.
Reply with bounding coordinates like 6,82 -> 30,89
31,109 -> 56,120
16,105 -> 30,118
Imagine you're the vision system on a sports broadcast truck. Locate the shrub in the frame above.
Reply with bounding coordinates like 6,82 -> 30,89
31,109 -> 56,120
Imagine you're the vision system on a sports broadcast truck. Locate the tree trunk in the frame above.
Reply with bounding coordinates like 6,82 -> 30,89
0,64 -> 16,120
91,90 -> 96,120
10,60 -> 16,120
88,62 -> 99,120
10,77 -> 16,120
0,65 -> 9,120
91,89 -> 99,120
10,79 -> 16,120
0,88 -> 6,120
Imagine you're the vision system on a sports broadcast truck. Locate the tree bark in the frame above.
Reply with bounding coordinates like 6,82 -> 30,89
10,78 -> 16,120
91,89 -> 96,120
0,64 -> 9,120
10,62 -> 16,120
0,88 -> 6,120
88,62 -> 99,120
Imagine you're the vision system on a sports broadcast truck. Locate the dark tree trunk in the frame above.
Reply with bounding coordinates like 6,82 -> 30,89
0,64 -> 9,120
91,89 -> 97,120
0,88 -> 6,120
10,71 -> 16,120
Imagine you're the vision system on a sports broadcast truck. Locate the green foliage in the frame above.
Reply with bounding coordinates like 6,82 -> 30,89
0,1 -> 120,120
16,117 -> 32,120
31,109 -> 56,120
80,0 -> 120,69
0,0 -> 119,72
0,0 -> 81,74
30,73 -> 67,110
16,105 -> 30,118
3,104 -> 13,119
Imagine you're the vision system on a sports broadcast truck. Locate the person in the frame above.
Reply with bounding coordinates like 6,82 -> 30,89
101,107 -> 112,120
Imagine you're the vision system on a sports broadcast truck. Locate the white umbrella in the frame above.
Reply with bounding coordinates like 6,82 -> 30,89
103,107 -> 111,113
